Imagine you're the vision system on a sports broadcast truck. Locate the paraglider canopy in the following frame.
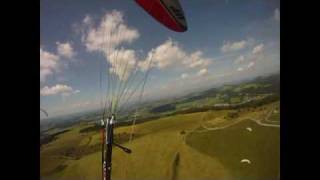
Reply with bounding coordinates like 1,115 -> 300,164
135,0 -> 188,32
240,159 -> 251,164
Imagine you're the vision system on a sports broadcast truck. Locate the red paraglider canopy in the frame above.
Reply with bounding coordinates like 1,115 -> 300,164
135,0 -> 188,32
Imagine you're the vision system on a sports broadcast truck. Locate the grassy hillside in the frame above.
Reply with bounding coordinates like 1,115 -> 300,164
186,120 -> 280,180
41,100 -> 279,180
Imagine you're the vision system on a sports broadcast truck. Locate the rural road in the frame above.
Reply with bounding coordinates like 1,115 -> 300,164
250,106 -> 280,128
193,109 -> 280,133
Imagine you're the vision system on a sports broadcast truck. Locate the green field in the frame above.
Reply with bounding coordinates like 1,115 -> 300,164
40,101 -> 279,180
186,120 -> 279,180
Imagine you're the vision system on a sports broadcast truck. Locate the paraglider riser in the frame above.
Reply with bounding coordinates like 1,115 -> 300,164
102,116 -> 114,180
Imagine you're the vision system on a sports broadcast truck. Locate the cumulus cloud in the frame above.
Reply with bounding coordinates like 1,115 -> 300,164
83,15 -> 93,25
139,39 -> 211,71
181,73 -> 189,79
40,48 -> 60,82
274,8 -> 280,22
233,42 -> 264,66
141,39 -> 186,69
233,43 -> 265,73
236,61 -> 256,72
71,101 -> 93,108
252,44 -> 264,54
237,67 -> 244,72
56,42 -> 76,58
247,61 -> 255,69
80,12 -> 212,82
234,55 -> 245,64
40,41 -> 77,82
80,10 -> 141,81
197,68 -> 208,76
186,51 -> 211,68
221,40 -> 248,53
40,84 -> 79,96
108,48 -> 138,81
138,51 -> 154,72
82,10 -> 139,53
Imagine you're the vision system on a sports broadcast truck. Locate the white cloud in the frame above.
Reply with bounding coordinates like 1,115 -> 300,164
71,101 -> 93,108
181,73 -> 189,79
236,60 -> 255,72
107,48 -> 138,81
274,8 -> 280,22
138,52 -> 154,72
234,55 -> 245,64
80,10 -> 141,81
236,61 -> 255,72
40,48 -> 60,82
40,69 -> 52,82
221,40 -> 248,53
237,67 -> 244,72
143,39 -> 186,69
40,42 -> 77,82
186,51 -> 211,68
83,15 -> 93,25
197,68 -> 208,76
247,61 -> 255,69
56,42 -> 75,58
40,84 -> 79,96
80,12 -> 212,83
139,39 -> 211,71
252,44 -> 264,54
82,10 -> 139,53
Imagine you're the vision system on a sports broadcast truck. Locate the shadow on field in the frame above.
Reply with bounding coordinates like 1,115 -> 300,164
50,164 -> 67,174
40,129 -> 70,148
171,152 -> 180,180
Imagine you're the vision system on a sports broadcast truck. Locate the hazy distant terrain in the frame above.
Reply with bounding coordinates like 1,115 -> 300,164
40,74 -> 280,180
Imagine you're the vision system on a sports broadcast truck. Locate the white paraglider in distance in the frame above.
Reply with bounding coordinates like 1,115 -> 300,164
241,159 -> 251,164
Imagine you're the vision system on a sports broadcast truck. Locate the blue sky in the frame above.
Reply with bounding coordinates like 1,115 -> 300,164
40,0 -> 280,117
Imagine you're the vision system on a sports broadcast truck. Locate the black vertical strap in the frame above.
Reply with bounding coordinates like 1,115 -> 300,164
105,116 -> 114,180
102,126 -> 106,180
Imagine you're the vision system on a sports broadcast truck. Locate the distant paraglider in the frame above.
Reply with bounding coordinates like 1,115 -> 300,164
241,159 -> 251,164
